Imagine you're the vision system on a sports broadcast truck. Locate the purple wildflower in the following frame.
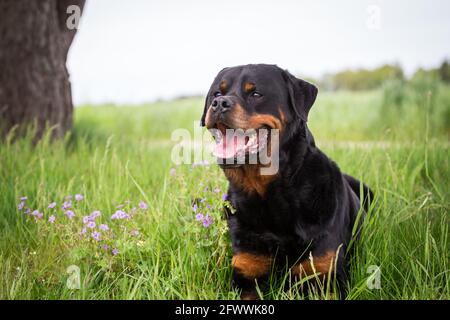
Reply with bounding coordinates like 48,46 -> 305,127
74,194 -> 84,201
86,221 -> 96,229
99,224 -> 109,231
91,231 -> 101,241
111,248 -> 119,255
18,202 -> 25,210
65,195 -> 73,199
82,216 -> 89,224
111,211 -> 120,220
138,201 -> 148,210
62,201 -> 72,210
111,210 -> 130,220
222,193 -> 228,201
213,188 -> 221,193
192,203 -> 198,212
89,210 -> 101,220
48,202 -> 56,209
24,208 -> 31,215
65,210 -> 75,219
81,227 -> 87,235
48,215 -> 56,223
102,244 -> 109,250
195,213 -> 204,221
32,210 -> 43,220
202,215 -> 214,228
20,196 -> 28,201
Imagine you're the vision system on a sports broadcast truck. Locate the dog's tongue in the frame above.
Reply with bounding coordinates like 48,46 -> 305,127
214,135 -> 240,159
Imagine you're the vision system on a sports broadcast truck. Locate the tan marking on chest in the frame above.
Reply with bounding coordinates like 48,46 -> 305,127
224,166 -> 275,196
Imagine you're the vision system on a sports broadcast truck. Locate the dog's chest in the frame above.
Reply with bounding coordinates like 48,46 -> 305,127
231,188 -> 300,232
228,191 -> 313,257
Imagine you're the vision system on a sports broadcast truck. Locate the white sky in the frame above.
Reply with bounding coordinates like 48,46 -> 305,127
68,0 -> 450,105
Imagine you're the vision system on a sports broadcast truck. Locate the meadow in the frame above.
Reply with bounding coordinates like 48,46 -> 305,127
0,81 -> 449,299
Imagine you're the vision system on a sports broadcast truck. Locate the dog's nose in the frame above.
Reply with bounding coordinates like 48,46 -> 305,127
211,96 -> 232,113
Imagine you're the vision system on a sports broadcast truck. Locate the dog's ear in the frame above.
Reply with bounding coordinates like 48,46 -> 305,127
283,70 -> 318,122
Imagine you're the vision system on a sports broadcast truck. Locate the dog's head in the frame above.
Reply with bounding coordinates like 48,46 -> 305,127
201,64 -> 318,167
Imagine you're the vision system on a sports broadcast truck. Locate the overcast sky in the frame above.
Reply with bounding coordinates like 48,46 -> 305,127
68,0 -> 450,105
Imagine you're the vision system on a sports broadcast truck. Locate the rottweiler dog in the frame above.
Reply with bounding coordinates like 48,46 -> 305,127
200,64 -> 372,299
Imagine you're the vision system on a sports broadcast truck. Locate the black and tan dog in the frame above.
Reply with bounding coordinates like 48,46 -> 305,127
200,64 -> 372,299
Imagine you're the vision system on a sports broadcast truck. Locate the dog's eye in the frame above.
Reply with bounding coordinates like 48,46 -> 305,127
251,91 -> 262,98
214,92 -> 222,97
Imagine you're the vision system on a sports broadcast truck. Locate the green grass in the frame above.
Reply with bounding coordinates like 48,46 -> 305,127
0,84 -> 449,299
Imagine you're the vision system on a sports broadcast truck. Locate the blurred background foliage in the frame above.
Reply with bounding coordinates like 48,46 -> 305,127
313,59 -> 450,92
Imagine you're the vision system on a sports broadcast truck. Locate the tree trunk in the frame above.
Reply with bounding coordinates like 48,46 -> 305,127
0,0 -> 85,140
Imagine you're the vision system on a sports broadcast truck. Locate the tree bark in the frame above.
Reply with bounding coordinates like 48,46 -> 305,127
0,0 -> 85,140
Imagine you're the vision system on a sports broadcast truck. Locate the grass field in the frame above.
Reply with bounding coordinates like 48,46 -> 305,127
0,84 -> 449,299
